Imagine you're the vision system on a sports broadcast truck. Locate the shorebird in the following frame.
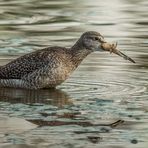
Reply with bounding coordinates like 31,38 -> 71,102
0,31 -> 135,89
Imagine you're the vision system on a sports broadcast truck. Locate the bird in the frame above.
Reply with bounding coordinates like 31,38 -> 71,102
0,31 -> 135,89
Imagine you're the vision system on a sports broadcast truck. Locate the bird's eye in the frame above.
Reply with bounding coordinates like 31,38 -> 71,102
91,37 -> 99,41
94,37 -> 99,41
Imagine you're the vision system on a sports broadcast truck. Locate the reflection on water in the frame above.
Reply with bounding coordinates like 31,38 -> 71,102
0,88 -> 72,107
0,0 -> 148,147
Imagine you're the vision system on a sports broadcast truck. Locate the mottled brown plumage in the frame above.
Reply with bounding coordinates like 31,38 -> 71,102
0,31 -> 135,89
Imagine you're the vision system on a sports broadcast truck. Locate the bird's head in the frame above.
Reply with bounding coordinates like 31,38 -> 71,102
81,31 -> 106,52
76,31 -> 135,63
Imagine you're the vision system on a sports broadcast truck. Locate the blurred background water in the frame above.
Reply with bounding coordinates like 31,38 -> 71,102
0,0 -> 148,148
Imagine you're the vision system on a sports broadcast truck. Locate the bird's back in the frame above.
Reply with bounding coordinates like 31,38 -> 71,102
0,46 -> 68,79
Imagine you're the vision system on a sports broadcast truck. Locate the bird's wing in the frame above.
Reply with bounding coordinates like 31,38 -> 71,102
0,47 -> 63,79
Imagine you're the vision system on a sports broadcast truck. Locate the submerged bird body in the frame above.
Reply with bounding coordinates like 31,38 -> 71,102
0,47 -> 89,89
0,31 -> 135,89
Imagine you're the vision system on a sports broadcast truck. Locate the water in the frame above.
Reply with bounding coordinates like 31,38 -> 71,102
0,0 -> 148,147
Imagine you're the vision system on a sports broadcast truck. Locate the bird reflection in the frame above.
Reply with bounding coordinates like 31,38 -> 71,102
0,87 -> 72,107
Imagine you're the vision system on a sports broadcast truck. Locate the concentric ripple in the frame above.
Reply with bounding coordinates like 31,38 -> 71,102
63,79 -> 147,97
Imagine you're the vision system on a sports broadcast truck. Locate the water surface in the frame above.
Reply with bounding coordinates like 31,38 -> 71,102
0,0 -> 148,147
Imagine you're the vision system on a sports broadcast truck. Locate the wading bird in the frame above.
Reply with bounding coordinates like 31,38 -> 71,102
0,31 -> 135,89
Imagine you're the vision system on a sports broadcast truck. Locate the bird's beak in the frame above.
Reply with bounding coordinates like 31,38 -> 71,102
100,42 -> 135,63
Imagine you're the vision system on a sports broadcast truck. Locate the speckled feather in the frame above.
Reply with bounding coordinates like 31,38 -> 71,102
0,46 -> 91,89
0,31 -> 100,89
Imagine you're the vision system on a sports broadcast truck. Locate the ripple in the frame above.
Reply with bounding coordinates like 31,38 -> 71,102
62,78 -> 147,99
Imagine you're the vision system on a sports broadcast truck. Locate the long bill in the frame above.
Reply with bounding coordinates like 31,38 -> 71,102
113,49 -> 135,63
101,42 -> 135,63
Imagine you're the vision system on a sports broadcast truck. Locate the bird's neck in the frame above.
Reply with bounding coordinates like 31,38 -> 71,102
70,39 -> 92,67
